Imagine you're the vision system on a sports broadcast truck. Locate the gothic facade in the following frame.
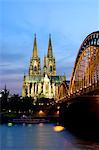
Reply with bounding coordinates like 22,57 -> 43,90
22,34 -> 66,100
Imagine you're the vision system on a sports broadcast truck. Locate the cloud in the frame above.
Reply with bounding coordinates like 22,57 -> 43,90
0,63 -> 10,67
0,68 -> 27,75
0,51 -> 25,63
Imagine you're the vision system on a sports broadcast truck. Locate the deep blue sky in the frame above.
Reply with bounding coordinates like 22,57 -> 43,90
0,0 -> 99,95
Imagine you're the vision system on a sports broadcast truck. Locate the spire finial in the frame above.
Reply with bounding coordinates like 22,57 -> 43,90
47,34 -> 53,57
34,33 -> 36,38
32,33 -> 38,58
49,33 -> 51,38
5,84 -> 6,90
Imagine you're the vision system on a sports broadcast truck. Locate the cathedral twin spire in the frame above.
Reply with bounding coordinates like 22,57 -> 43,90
32,34 -> 53,59
30,34 -> 56,76
22,34 -> 65,98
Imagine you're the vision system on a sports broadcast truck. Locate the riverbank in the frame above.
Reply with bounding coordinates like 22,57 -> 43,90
0,112 -> 60,124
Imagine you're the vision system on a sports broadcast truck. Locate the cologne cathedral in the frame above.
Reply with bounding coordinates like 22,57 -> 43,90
22,34 -> 66,100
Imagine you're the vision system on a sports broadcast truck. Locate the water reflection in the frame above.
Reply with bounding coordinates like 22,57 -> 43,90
39,123 -> 44,127
53,125 -> 65,132
7,122 -> 13,126
1,124 -> 99,150
28,124 -> 32,127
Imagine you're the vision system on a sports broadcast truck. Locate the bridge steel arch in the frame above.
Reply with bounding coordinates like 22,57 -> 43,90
69,31 -> 99,97
58,81 -> 69,100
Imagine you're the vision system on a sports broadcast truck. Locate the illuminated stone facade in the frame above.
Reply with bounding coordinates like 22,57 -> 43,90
22,34 -> 66,100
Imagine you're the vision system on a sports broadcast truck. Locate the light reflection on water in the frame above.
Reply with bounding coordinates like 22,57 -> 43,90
1,124 -> 99,150
53,125 -> 65,132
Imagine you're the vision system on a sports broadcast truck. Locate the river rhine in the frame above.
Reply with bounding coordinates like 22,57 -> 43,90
1,124 -> 99,150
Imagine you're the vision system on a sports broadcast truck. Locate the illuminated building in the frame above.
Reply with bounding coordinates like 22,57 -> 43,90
22,34 -> 66,100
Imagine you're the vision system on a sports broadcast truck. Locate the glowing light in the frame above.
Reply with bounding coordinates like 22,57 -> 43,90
39,110 -> 43,114
0,94 -> 2,98
57,106 -> 60,109
57,111 -> 59,115
53,125 -> 65,132
38,110 -> 45,116
8,123 -> 13,126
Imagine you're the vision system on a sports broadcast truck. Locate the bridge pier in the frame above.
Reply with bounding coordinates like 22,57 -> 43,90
59,95 -> 99,140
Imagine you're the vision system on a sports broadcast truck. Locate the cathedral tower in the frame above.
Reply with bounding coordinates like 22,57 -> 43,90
43,34 -> 56,76
29,34 -> 41,76
22,34 -> 66,99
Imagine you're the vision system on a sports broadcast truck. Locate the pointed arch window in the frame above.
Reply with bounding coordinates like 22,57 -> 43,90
50,66 -> 53,72
34,66 -> 37,71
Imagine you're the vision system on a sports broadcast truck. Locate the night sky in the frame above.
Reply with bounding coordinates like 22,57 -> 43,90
0,0 -> 99,95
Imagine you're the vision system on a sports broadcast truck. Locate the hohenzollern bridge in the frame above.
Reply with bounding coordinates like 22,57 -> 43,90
58,31 -> 99,103
56,31 -> 99,130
